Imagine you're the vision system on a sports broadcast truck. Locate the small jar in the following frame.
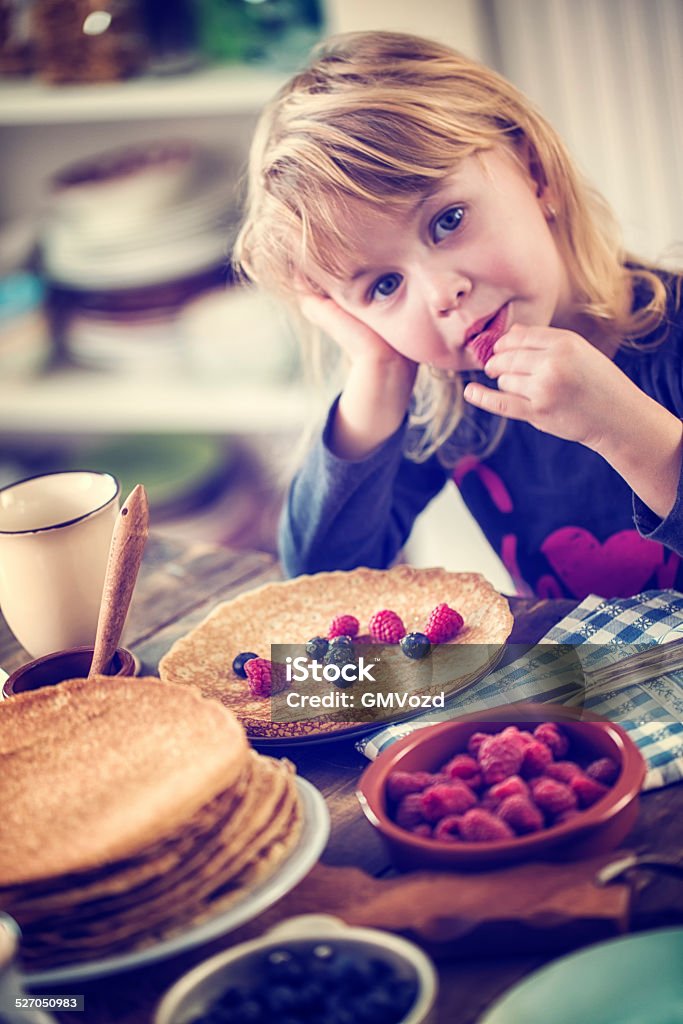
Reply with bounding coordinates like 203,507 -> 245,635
31,0 -> 147,83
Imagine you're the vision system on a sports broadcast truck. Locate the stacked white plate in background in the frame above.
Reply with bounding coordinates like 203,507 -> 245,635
40,140 -> 239,373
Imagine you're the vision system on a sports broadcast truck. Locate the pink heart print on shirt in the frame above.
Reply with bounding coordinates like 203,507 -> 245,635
541,527 -> 665,599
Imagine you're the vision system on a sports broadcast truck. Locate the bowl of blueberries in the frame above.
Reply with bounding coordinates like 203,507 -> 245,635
155,914 -> 438,1024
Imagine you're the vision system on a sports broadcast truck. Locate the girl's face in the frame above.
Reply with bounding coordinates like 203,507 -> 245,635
308,145 -> 576,371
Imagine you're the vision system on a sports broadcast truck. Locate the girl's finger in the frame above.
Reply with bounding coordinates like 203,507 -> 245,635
495,372 -> 535,397
463,382 -> 532,423
493,326 -> 547,354
485,349 -> 538,378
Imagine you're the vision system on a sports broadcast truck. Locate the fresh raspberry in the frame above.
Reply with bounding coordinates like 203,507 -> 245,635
534,722 -> 570,758
521,739 -> 554,778
328,615 -> 360,639
530,777 -> 578,817
500,726 -> 529,752
488,775 -> 530,802
424,603 -> 464,644
442,753 -> 483,790
459,808 -> 515,842
544,760 -> 582,783
468,331 -> 497,368
409,823 -> 433,838
570,773 -> 609,808
517,730 -> 536,747
497,794 -> 544,834
478,734 -> 524,784
419,780 -> 477,822
395,793 -> 426,829
386,770 -> 436,802
245,658 -> 277,698
586,757 -> 620,786
433,815 -> 462,842
427,772 -> 451,787
368,609 -> 405,644
467,731 -> 489,758
479,791 -> 501,812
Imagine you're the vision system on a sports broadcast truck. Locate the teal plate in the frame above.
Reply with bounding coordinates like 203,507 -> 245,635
480,928 -> 683,1024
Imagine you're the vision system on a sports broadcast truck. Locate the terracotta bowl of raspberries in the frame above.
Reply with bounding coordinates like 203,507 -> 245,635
356,702 -> 646,869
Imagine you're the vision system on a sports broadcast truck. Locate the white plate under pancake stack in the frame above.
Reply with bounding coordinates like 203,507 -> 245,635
40,140 -> 238,373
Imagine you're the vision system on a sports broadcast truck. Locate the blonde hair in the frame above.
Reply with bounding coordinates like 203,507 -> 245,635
235,30 -> 672,463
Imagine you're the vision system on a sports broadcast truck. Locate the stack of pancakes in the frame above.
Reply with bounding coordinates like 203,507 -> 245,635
0,676 -> 302,971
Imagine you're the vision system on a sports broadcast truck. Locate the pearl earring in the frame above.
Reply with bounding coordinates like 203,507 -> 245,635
544,201 -> 558,220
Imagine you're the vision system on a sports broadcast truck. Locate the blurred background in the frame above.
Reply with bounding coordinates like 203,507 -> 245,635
1,0 -> 681,591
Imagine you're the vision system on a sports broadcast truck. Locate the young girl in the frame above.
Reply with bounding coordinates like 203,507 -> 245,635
234,30 -> 683,601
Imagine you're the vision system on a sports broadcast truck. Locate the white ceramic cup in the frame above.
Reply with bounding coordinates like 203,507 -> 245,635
0,471 -> 120,657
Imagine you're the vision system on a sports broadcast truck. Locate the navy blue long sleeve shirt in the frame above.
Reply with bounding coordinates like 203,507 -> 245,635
279,273 -> 683,600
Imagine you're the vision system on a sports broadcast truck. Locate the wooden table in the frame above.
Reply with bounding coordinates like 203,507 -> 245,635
2,534 -> 683,1024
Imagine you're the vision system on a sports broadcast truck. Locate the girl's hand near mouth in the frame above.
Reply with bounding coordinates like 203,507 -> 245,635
464,324 -> 636,448
464,323 -> 683,519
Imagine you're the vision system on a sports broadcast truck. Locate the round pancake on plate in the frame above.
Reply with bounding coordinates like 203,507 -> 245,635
159,565 -> 513,739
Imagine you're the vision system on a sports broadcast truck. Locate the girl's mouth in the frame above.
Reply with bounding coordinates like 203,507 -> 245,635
466,303 -> 510,366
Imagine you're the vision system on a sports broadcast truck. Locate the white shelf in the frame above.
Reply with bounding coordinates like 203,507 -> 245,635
0,65 -> 288,124
0,369 -> 318,434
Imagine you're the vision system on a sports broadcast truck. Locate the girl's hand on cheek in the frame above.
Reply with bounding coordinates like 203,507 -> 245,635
462,324 -> 639,450
298,290 -> 416,384
296,287 -> 418,458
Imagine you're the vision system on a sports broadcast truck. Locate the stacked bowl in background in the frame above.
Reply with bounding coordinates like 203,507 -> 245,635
40,140 -> 238,374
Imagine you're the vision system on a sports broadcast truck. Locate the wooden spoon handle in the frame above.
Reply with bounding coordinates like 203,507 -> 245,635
89,484 -> 149,677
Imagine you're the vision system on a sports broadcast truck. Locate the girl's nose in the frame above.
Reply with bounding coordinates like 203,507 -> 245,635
421,267 -> 472,318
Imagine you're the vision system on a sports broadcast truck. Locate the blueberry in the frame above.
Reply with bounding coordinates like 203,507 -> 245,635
349,995 -> 381,1023
308,943 -> 339,979
312,942 -> 336,961
306,636 -> 329,661
214,998 -> 262,1024
399,632 -> 431,660
237,999 -> 264,1023
263,985 -> 299,1013
325,1004 -> 355,1024
322,645 -> 357,688
232,652 -> 259,678
393,978 -> 420,1015
209,1005 -> 242,1024
330,954 -> 375,992
360,986 -> 396,1019
208,986 -> 246,1021
324,645 -> 355,667
296,980 -> 326,1010
263,948 -> 304,984
328,634 -> 353,649
367,956 -> 394,982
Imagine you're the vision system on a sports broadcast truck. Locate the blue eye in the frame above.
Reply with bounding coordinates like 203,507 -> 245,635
370,272 -> 402,301
432,206 -> 464,242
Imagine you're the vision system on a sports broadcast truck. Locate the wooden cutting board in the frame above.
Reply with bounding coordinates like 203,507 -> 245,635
225,854 -> 632,956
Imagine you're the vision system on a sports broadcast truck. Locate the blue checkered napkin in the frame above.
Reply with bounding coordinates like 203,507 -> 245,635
356,590 -> 683,791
